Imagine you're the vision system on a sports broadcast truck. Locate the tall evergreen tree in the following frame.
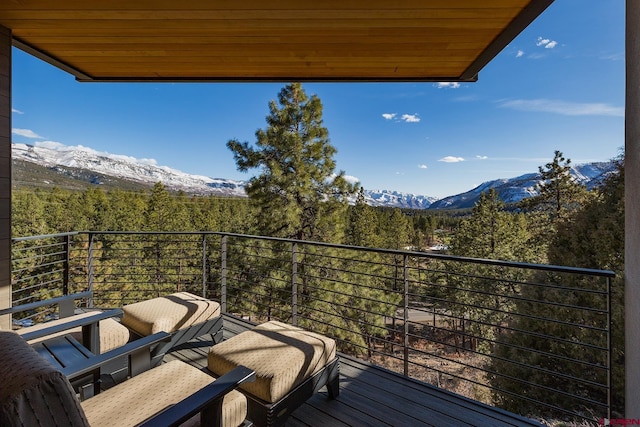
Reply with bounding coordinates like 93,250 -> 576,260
345,187 -> 381,248
490,157 -> 625,417
525,151 -> 589,226
224,84 -> 402,354
447,189 -> 534,352
227,83 -> 356,242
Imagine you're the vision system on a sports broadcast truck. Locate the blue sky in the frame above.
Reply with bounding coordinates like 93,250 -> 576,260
10,1 -> 624,199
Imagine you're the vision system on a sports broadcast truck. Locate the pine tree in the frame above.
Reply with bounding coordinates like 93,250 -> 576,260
227,83 -> 356,242
345,187 -> 381,248
224,84 -> 401,354
12,190 -> 48,237
491,157 -> 625,417
524,151 -> 589,234
142,183 -> 196,297
447,189 -> 534,352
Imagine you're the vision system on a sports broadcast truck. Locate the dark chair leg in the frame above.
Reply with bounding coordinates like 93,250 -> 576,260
327,375 -> 340,399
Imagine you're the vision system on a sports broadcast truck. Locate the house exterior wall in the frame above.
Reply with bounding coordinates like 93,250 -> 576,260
626,0 -> 639,418
0,24 -> 10,329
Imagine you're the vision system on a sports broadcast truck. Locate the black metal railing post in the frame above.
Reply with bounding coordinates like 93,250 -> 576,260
607,276 -> 613,420
292,242 -> 298,326
62,234 -> 70,296
403,254 -> 409,376
220,235 -> 227,314
201,233 -> 207,298
87,232 -> 94,308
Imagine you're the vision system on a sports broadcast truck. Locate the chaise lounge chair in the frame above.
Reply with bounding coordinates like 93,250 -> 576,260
0,330 -> 255,427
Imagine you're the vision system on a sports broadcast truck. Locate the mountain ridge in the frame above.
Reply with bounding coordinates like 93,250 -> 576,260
428,162 -> 616,210
11,142 -> 616,210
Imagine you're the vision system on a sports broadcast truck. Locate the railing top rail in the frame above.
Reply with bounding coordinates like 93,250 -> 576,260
12,232 -> 80,242
77,230 -> 616,278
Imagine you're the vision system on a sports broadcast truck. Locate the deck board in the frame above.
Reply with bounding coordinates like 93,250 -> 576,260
164,316 -> 543,427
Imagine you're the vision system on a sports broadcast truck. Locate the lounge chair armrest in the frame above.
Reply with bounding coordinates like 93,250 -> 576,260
138,365 -> 256,427
62,331 -> 171,381
0,291 -> 93,316
20,308 -> 123,341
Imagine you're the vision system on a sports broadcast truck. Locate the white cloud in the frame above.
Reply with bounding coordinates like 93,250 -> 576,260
343,175 -> 360,185
418,164 -> 428,169
35,140 -> 65,149
536,36 -> 558,49
476,155 -> 488,160
12,108 -> 24,114
401,113 -> 420,123
12,128 -> 43,139
499,99 -> 624,117
438,156 -> 465,163
382,113 -> 396,120
536,37 -> 550,46
110,153 -> 158,166
435,82 -> 461,89
516,50 -> 524,58
329,173 -> 359,185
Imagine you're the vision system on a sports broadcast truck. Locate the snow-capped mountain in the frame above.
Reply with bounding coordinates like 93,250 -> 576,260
428,162 -> 616,210
12,143 -> 246,197
13,142 -> 438,207
12,142 -> 616,210
362,190 -> 437,209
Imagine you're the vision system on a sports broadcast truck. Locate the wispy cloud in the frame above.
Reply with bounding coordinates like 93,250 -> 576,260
435,82 -> 461,89
418,164 -> 428,169
536,36 -> 558,49
498,99 -> 624,117
476,155 -> 488,160
438,156 -> 464,163
516,50 -> 524,58
453,95 -> 479,102
12,128 -> 43,139
600,52 -> 624,61
12,108 -> 24,114
401,113 -> 420,123
490,156 -> 561,163
382,113 -> 396,120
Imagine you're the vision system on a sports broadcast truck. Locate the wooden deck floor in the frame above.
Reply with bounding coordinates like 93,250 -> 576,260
165,316 -> 543,427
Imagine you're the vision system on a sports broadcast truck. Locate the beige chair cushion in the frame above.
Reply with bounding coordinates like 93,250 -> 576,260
0,330 -> 89,426
121,292 -> 221,336
18,313 -> 131,353
82,360 -> 247,427
208,321 -> 336,403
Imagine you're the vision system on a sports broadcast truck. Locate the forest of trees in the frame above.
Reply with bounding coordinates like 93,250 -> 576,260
11,84 -> 625,419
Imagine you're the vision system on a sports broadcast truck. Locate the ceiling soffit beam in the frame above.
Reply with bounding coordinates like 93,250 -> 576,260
12,37 -> 92,82
460,0 -> 554,81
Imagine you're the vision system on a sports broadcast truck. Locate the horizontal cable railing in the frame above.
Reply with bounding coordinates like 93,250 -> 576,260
9,231 -> 615,422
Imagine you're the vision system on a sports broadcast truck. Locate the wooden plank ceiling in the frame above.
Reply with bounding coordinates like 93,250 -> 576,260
0,0 -> 553,82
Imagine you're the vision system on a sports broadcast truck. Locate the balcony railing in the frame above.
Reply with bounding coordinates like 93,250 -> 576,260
9,231 -> 616,422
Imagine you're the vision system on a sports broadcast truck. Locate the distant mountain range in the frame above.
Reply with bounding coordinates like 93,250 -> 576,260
11,142 -> 616,210
429,161 -> 616,210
